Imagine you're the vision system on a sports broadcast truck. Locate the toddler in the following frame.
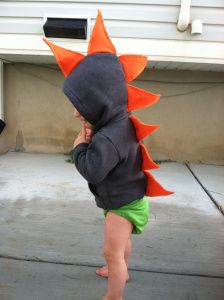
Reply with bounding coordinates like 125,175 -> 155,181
72,107 -> 149,300
43,10 -> 173,300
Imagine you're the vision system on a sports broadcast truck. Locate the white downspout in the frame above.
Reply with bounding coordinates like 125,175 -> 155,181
177,0 -> 191,32
0,60 -> 6,134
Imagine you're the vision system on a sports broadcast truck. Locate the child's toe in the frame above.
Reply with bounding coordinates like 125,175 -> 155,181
95,267 -> 108,277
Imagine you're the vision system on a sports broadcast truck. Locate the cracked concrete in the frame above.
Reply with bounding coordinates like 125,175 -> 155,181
0,151 -> 224,299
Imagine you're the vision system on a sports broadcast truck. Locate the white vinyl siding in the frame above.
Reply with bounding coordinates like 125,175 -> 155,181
0,0 -> 224,42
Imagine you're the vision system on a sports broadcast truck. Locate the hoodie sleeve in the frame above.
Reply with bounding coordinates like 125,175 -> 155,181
72,132 -> 120,184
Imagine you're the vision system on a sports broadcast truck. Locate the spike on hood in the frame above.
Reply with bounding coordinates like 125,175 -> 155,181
63,52 -> 129,133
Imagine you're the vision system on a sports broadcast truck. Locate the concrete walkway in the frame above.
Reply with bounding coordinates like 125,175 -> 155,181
0,151 -> 223,300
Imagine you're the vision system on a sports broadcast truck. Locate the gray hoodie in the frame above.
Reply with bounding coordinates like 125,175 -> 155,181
63,52 -> 147,209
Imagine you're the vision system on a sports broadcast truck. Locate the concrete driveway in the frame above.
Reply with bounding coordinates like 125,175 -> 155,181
0,151 -> 223,300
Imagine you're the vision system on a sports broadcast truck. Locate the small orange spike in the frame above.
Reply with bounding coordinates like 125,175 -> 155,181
88,10 -> 117,55
43,38 -> 85,77
119,55 -> 147,82
129,115 -> 160,141
140,142 -> 160,170
127,85 -> 160,112
144,170 -> 174,196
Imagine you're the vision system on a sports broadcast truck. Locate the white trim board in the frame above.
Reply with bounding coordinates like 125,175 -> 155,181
1,34 -> 224,61
0,34 -> 224,71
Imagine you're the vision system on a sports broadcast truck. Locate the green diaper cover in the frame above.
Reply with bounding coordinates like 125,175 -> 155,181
103,195 -> 150,234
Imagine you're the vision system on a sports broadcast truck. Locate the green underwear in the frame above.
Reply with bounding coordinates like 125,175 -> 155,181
103,195 -> 149,234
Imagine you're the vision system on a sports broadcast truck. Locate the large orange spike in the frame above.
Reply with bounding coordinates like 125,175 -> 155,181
144,170 -> 174,196
119,55 -> 147,82
88,10 -> 117,55
43,38 -> 85,77
140,142 -> 160,170
127,85 -> 160,112
129,115 -> 160,141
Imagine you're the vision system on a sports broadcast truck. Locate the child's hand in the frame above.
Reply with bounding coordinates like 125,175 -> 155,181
73,124 -> 92,148
85,127 -> 93,143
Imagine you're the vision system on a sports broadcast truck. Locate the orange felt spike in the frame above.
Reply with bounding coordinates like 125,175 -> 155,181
88,9 -> 117,55
140,142 -> 160,170
43,38 -> 85,77
127,85 -> 160,112
129,115 -> 160,141
119,55 -> 147,82
144,170 -> 174,196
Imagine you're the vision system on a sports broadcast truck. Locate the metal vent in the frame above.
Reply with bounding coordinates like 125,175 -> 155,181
43,18 -> 87,39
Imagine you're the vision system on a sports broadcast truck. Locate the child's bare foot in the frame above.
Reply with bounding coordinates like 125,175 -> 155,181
95,265 -> 130,282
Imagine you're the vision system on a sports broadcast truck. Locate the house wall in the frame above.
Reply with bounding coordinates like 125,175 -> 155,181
0,63 -> 224,165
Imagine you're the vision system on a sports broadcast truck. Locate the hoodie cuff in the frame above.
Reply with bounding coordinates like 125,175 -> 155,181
72,143 -> 89,162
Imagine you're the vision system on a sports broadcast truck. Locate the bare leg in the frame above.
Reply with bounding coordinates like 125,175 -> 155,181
124,237 -> 132,267
100,212 -> 133,300
96,237 -> 132,280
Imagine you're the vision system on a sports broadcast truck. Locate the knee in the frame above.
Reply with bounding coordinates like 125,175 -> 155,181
103,246 -> 114,261
103,247 -> 123,263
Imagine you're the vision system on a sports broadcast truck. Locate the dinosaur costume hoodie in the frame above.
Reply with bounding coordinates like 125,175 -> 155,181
43,10 -> 174,210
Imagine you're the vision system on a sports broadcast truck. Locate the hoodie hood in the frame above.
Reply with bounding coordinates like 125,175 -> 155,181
63,52 -> 129,133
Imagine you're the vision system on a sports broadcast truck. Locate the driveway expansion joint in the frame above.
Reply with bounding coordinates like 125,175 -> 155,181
185,163 -> 224,216
1,254 -> 223,280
